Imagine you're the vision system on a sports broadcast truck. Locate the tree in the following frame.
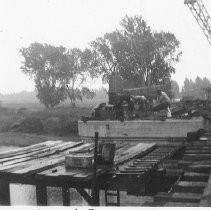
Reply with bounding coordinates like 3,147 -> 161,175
64,48 -> 96,107
171,80 -> 181,99
202,77 -> 211,87
181,78 -> 195,97
20,42 -> 68,108
90,35 -> 118,82
91,15 -> 182,86
181,76 -> 211,99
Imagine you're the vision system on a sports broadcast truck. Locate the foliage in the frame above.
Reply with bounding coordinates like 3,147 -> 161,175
0,107 -> 19,132
20,43 -> 68,108
181,76 -> 211,99
90,15 -> 182,86
9,106 -> 91,136
171,80 -> 181,99
64,48 -> 96,107
20,43 -> 96,108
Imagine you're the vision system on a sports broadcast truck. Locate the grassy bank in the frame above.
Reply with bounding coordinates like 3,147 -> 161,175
0,132 -> 79,147
0,105 -> 92,137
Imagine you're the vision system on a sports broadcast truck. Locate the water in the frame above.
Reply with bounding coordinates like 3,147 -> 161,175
10,185 -> 86,206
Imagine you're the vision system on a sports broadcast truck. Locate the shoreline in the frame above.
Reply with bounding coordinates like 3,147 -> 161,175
0,132 -> 80,147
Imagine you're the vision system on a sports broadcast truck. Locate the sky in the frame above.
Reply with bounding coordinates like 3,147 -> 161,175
0,0 -> 211,94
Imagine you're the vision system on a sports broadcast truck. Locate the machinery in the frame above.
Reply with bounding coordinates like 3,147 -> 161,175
185,0 -> 211,45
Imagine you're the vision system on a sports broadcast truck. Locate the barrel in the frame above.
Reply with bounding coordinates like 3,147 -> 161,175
101,143 -> 116,164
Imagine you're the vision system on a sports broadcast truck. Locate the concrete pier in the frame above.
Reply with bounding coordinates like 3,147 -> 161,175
79,117 -> 205,142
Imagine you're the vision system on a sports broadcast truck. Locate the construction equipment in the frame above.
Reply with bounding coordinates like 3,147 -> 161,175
109,73 -> 172,104
184,0 -> 211,45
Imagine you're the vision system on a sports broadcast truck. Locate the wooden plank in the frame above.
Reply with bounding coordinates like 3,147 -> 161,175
121,167 -> 152,171
131,162 -> 157,167
36,163 -> 111,182
0,141 -> 85,170
144,200 -> 199,207
154,192 -> 202,203
114,143 -> 156,165
173,181 -> 207,193
184,154 -> 211,161
186,146 -> 211,150
187,164 -> 211,173
0,140 -> 62,158
36,165 -> 83,182
70,143 -> 94,153
0,142 -> 82,168
118,144 -> 182,174
0,143 -> 94,176
38,162 -> 109,180
165,169 -> 184,177
4,157 -> 65,177
0,145 -> 80,175
161,202 -> 198,207
36,165 -> 67,177
106,144 -> 130,160
37,166 -> 88,181
0,141 -> 82,164
185,150 -> 211,154
183,172 -> 209,182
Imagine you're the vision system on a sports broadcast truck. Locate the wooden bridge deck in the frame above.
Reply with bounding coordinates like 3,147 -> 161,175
0,139 -> 156,206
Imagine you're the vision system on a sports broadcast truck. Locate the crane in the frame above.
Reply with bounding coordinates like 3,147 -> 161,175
184,0 -> 211,45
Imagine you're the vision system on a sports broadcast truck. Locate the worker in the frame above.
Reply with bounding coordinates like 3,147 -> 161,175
114,93 -> 124,121
121,91 -> 134,119
130,95 -> 147,118
153,90 -> 172,117
91,103 -> 106,119
131,95 -> 147,111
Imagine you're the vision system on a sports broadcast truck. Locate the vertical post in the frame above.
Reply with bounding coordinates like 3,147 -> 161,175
62,185 -> 70,206
36,183 -> 47,206
91,132 -> 100,206
0,180 -> 10,205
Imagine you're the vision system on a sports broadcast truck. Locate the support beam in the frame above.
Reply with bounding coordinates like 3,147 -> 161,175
0,180 -> 10,205
62,185 -> 70,206
36,183 -> 47,206
91,132 -> 100,206
76,187 -> 94,206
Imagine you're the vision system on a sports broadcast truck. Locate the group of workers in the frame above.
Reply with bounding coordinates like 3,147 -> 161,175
115,89 -> 172,120
92,89 -> 172,121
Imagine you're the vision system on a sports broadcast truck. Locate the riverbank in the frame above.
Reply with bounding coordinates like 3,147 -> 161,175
0,132 -> 80,147
0,106 -> 92,137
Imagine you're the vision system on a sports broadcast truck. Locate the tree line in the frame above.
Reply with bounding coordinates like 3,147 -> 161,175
171,76 -> 211,99
20,15 -> 182,108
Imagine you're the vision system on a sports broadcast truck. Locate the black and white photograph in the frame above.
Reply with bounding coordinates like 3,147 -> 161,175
0,0 -> 211,207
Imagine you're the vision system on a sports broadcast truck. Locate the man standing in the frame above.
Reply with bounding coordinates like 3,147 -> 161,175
153,90 -> 172,117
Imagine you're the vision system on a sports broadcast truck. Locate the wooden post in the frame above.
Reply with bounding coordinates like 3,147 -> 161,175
62,185 -> 70,206
91,132 -> 100,206
36,183 -> 47,206
0,180 -> 10,205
